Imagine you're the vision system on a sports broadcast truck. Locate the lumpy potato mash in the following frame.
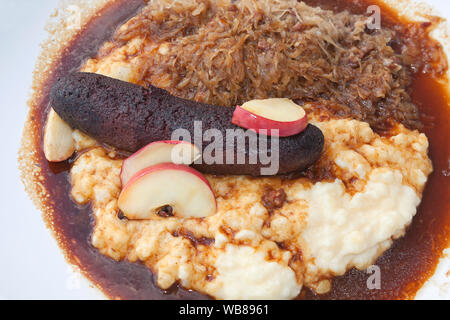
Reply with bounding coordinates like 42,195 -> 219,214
69,106 -> 432,299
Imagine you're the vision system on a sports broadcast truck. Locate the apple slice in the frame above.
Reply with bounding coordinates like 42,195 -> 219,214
120,141 -> 201,186
232,98 -> 308,137
118,163 -> 216,219
43,108 -> 75,162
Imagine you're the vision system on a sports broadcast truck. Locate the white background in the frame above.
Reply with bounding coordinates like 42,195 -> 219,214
0,0 -> 449,300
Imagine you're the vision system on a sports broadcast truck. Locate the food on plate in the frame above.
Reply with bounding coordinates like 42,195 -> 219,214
232,99 -> 308,137
118,163 -> 217,219
19,0 -> 450,300
69,108 -> 432,299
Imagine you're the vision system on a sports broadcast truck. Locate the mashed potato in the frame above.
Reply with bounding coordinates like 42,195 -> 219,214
70,105 -> 432,299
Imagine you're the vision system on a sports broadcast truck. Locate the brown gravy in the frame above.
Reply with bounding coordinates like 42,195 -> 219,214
27,0 -> 450,299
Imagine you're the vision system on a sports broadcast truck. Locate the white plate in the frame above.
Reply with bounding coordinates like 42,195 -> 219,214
0,0 -> 448,300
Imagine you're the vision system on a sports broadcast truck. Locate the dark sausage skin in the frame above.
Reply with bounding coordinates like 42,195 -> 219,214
50,72 -> 324,176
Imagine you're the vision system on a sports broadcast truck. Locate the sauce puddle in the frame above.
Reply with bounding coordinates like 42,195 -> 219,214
304,74 -> 450,300
26,0 -> 450,300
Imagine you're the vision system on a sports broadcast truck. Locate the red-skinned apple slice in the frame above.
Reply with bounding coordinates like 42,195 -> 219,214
232,98 -> 308,137
118,163 -> 217,219
120,140 -> 201,186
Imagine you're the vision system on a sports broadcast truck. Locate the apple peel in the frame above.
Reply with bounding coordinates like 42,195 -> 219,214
120,140 -> 201,186
118,163 -> 217,219
232,98 -> 308,137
